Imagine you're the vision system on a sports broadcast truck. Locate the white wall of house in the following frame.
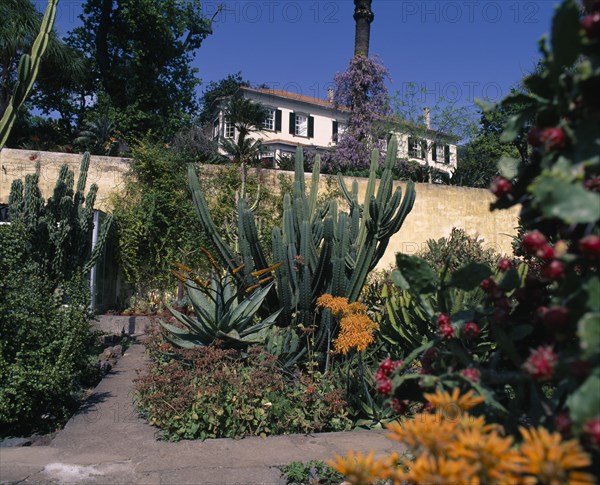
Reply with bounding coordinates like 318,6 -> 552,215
215,88 -> 458,176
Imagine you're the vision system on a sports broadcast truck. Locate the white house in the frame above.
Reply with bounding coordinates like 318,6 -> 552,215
214,86 -> 458,177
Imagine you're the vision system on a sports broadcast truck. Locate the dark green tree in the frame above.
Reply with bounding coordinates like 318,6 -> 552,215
198,72 -> 250,125
67,0 -> 213,138
452,96 -> 531,188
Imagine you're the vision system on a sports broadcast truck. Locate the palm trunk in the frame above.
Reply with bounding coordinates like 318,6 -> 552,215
353,0 -> 374,57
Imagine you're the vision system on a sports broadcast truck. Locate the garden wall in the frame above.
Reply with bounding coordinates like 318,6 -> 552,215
0,148 -> 520,266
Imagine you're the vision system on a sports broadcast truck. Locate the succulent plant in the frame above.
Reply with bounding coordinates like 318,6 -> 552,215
161,264 -> 281,349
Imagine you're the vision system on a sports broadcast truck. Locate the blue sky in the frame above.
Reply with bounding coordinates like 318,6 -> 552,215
49,0 -> 559,109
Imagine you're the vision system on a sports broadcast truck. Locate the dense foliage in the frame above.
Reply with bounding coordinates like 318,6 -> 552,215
134,330 -> 351,441
110,138 -> 210,295
0,222 -> 98,437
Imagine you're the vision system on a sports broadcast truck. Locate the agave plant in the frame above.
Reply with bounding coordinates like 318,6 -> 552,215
160,263 -> 281,349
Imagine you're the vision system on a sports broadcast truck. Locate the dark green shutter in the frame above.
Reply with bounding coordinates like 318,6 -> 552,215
275,109 -> 282,132
420,139 -> 426,159
332,120 -> 338,141
308,116 -> 314,138
289,112 -> 295,135
432,143 -> 437,162
445,145 -> 451,164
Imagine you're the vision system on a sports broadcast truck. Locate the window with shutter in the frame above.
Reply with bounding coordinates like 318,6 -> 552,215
289,112 -> 295,135
444,145 -> 451,164
263,108 -> 275,130
432,143 -> 437,162
275,109 -> 282,132
307,116 -> 314,138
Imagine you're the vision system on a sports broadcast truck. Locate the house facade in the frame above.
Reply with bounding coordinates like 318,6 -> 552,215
214,87 -> 458,177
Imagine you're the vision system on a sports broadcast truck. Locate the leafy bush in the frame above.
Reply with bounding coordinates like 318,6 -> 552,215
110,138 -> 211,294
134,333 -> 352,441
418,227 -> 502,274
279,460 -> 343,485
0,225 -> 97,436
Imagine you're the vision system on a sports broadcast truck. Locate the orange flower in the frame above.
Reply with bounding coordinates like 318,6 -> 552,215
423,388 -> 485,413
518,426 -> 595,485
398,455 -> 480,485
327,450 -> 399,484
386,413 -> 456,455
317,294 -> 379,354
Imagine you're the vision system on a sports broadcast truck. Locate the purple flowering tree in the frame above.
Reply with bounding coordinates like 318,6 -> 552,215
333,55 -> 391,172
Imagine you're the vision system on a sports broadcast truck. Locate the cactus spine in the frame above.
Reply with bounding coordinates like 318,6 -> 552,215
0,0 -> 58,148
188,137 -> 415,357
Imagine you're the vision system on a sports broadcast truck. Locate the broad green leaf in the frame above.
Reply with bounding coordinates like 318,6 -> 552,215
395,254 -> 438,293
531,176 -> 600,224
509,325 -> 533,341
500,111 -> 532,142
499,268 -> 521,292
551,0 -> 582,69
567,374 -> 600,429
449,263 -> 492,291
497,156 -> 520,180
577,313 -> 600,358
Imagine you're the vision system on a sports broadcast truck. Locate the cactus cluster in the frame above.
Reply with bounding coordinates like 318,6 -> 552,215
188,137 -> 415,360
0,0 -> 58,148
8,152 -> 112,284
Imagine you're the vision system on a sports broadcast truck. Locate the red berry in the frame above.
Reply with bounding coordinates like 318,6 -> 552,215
438,323 -> 455,339
536,244 -> 556,261
527,127 -> 543,147
542,306 -> 569,330
540,127 -> 567,151
390,398 -> 407,414
480,278 -> 496,293
462,322 -> 480,339
584,177 -> 600,192
522,231 -> 547,253
554,413 -> 572,436
542,260 -> 566,280
492,307 -> 509,324
579,235 -> 600,259
378,358 -> 395,375
497,258 -> 512,272
461,368 -> 481,383
490,177 -> 512,197
523,345 -> 558,381
583,417 -> 600,448
376,377 -> 392,396
437,314 -> 451,327
582,12 -> 600,40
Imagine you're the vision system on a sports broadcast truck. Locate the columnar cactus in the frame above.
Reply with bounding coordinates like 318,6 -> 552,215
8,152 -> 112,283
188,137 -> 415,356
0,0 -> 58,148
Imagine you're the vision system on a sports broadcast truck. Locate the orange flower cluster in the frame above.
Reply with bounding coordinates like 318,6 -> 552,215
328,388 -> 595,485
316,294 -> 379,354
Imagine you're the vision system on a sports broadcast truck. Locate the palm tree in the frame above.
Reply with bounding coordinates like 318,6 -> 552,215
74,113 -> 117,155
219,96 -> 268,198
353,0 -> 374,57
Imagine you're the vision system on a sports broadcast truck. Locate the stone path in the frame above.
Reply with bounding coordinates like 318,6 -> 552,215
0,339 -> 402,484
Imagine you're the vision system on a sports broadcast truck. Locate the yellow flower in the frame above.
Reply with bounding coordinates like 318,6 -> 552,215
316,294 -> 349,318
423,388 -> 485,414
399,455 -> 480,485
326,450 -> 399,484
518,426 -> 595,485
386,413 -> 457,455
450,428 -> 522,483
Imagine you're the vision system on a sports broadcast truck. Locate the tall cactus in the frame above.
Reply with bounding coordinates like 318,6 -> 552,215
0,0 -> 58,149
188,137 -> 415,357
8,152 -> 113,284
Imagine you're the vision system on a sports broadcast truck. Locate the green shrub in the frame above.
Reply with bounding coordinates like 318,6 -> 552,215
418,227 -> 502,274
279,460 -> 344,485
134,332 -> 352,441
0,225 -> 97,436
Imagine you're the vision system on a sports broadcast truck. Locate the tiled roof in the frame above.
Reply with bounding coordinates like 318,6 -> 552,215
241,87 -> 350,111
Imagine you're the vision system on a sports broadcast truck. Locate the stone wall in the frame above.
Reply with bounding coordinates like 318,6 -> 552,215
0,148 -> 130,211
0,148 -> 520,266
